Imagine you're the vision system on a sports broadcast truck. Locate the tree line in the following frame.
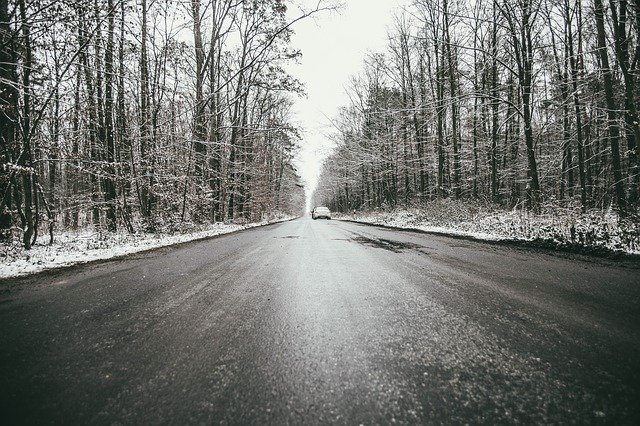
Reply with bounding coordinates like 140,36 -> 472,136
1,0 -> 327,249
315,0 -> 640,221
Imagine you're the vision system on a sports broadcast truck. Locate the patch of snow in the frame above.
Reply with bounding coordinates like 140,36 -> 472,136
0,216 -> 295,280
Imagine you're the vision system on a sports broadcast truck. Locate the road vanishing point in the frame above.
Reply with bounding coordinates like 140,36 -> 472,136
1,218 -> 639,424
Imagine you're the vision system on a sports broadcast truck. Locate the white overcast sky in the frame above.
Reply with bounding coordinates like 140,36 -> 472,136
286,0 -> 410,198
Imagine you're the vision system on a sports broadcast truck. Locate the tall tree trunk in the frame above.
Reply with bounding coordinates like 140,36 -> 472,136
117,0 -> 134,233
70,66 -> 81,229
0,0 -> 18,239
77,5 -> 100,227
443,0 -> 461,199
104,0 -> 117,231
19,0 -> 35,249
566,0 -> 587,210
549,14 -> 573,201
436,42 -> 446,197
417,49 -> 428,197
490,4 -> 500,202
521,0 -> 541,209
191,0 -> 207,222
139,0 -> 152,222
594,0 -> 627,215
609,0 -> 640,210
228,54 -> 247,220
93,0 -> 105,227
208,36 -> 222,222
49,32 -> 61,227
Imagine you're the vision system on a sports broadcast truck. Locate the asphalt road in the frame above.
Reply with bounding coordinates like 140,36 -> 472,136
1,218 -> 639,424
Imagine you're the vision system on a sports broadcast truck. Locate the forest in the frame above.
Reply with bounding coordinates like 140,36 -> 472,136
0,0 -> 323,250
314,0 -> 640,230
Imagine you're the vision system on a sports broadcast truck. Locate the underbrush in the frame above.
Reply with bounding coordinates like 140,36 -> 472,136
345,199 -> 640,255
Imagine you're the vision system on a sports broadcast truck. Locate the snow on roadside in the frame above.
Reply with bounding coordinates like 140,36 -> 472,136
0,216 -> 295,280
339,201 -> 640,255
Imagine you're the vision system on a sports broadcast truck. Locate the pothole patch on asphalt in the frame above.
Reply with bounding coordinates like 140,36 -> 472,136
351,236 -> 423,253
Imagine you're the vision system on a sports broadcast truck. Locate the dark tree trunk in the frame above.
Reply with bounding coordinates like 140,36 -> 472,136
490,5 -> 500,202
608,0 -> 640,210
104,0 -> 117,231
594,0 -> 627,215
19,0 -> 34,249
0,0 -> 18,240
443,0 -> 461,199
566,0 -> 587,210
139,0 -> 152,222
191,0 -> 207,221
521,1 -> 541,209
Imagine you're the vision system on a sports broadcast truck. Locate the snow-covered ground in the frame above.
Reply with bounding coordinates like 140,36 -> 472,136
0,216 -> 295,280
339,200 -> 640,256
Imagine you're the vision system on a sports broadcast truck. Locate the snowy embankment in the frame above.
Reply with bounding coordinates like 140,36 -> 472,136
339,200 -> 640,256
0,215 -> 295,280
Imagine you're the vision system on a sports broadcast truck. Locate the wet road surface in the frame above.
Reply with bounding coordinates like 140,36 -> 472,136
1,218 -> 639,424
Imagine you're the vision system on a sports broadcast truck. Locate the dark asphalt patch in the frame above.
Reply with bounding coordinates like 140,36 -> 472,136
278,236 -> 300,239
351,236 -> 423,253
341,219 -> 640,266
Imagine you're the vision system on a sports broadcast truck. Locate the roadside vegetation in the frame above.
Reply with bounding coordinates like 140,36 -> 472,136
1,1 -> 332,252
314,0 -> 640,254
340,199 -> 640,255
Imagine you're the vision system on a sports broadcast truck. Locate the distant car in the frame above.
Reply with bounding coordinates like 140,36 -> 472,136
312,206 -> 331,220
